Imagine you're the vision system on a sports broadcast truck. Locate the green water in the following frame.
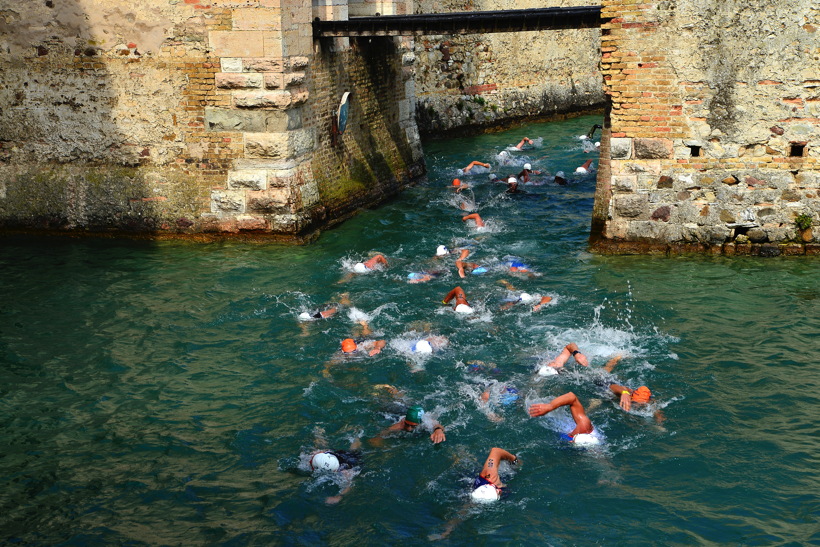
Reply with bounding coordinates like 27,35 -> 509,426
1,115 -> 818,545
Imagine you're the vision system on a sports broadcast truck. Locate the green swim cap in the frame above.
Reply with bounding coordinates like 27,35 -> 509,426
405,405 -> 424,425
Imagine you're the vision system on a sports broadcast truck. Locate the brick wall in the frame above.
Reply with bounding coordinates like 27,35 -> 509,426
591,0 -> 820,255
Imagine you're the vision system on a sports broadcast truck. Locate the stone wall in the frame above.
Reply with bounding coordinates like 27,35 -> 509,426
412,0 -> 605,135
0,0 -> 422,238
591,0 -> 820,255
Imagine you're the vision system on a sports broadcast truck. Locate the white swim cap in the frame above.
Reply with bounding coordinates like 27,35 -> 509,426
507,176 -> 517,183
298,312 -> 312,321
523,163 -> 531,170
595,142 -> 600,147
519,292 -> 534,303
311,452 -> 340,471
436,245 -> 449,256
573,433 -> 600,446
353,262 -> 367,273
537,364 -> 559,376
556,171 -> 565,177
488,173 -> 496,180
455,304 -> 474,314
412,340 -> 433,354
471,484 -> 500,502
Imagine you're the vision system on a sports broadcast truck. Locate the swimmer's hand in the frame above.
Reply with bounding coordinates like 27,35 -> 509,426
430,426 -> 446,444
325,495 -> 342,505
528,404 -> 550,417
620,391 -> 632,411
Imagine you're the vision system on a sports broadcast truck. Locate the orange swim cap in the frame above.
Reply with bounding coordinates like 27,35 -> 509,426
452,178 -> 461,186
341,338 -> 357,353
631,386 -> 651,403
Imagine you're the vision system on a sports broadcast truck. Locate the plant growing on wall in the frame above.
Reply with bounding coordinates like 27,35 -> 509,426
795,213 -> 812,231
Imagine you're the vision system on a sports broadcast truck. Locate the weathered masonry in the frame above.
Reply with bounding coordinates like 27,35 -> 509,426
591,0 -> 820,255
1,0 -> 818,253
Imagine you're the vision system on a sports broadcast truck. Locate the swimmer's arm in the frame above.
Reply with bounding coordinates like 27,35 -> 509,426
604,355 -> 623,373
610,384 -> 632,411
368,340 -> 386,356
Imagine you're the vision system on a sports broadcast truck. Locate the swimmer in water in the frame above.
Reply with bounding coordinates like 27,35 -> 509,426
371,404 -> 446,445
356,253 -> 388,272
442,286 -> 473,314
455,249 -> 484,278
461,161 -> 490,173
603,355 -> 664,424
517,163 -> 541,184
307,432 -> 363,504
506,259 -> 535,276
406,271 -> 442,284
496,280 -> 552,311
472,447 -> 518,501
553,171 -> 568,185
528,391 -> 594,441
505,176 -> 520,194
462,213 -> 484,228
538,342 -> 590,374
575,159 -> 594,174
515,137 -> 534,150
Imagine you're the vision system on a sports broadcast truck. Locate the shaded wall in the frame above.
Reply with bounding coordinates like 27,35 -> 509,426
412,0 -> 605,135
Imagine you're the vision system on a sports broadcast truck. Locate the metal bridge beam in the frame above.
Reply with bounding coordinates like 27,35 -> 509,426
313,6 -> 604,37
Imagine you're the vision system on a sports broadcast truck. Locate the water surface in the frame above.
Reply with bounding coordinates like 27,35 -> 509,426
1,115 -> 818,545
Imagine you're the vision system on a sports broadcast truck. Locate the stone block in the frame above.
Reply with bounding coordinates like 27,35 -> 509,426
267,168 -> 298,187
221,58 -> 243,73
234,90 -> 294,108
795,172 -> 819,188
301,181 -> 320,208
264,73 -> 285,89
244,129 -> 313,159
228,170 -> 267,190
614,194 -> 648,218
633,138 -> 673,159
612,175 -> 636,193
215,72 -> 263,89
657,175 -> 673,188
247,188 -> 292,213
236,214 -> 269,231
610,137 -> 632,159
263,32 -> 284,57
211,190 -> 246,214
233,8 -> 282,31
205,107 -> 292,132
244,58 -> 285,72
651,205 -> 672,222
284,72 -> 306,87
209,31 -> 265,57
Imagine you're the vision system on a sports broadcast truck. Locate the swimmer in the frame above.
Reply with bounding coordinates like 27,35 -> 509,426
488,173 -> 502,183
462,213 -> 484,228
461,161 -> 490,173
515,137 -> 534,150
435,244 -> 450,257
299,307 -> 338,321
553,171 -> 568,185
340,337 -> 386,357
528,391 -> 594,441
531,296 -> 553,312
372,404 -> 446,445
505,176 -> 520,194
471,447 -> 518,502
407,271 -> 442,284
500,292 -> 552,311
455,249 -> 481,278
506,259 -> 535,275
538,342 -> 589,374
355,253 -> 388,273
585,123 -> 602,140
517,163 -> 541,184
575,159 -> 594,174
603,355 -> 664,423
307,434 -> 362,504
442,286 -> 473,314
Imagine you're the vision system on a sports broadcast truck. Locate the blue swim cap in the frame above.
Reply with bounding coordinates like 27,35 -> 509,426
500,386 -> 519,405
471,267 -> 488,275
509,261 -> 526,269
407,272 -> 423,280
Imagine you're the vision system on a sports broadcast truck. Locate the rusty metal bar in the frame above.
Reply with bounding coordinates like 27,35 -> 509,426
313,6 -> 604,37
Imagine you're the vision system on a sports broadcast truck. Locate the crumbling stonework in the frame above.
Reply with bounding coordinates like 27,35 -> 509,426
412,0 -> 605,135
591,0 -> 820,255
